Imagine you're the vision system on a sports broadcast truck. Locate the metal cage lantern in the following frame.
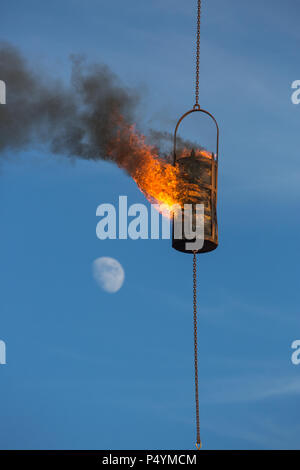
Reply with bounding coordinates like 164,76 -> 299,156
172,107 -> 219,254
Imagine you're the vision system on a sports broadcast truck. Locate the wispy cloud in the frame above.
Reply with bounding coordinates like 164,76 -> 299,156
201,374 -> 300,405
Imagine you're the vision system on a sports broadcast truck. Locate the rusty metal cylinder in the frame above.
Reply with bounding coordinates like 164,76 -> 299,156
172,108 -> 219,255
172,149 -> 218,254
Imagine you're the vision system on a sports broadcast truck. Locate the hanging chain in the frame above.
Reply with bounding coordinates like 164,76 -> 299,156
193,252 -> 202,449
194,0 -> 201,110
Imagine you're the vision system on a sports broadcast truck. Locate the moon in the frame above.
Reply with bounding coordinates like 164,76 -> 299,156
92,257 -> 125,293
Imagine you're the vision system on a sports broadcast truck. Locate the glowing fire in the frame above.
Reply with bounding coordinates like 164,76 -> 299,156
106,117 -> 212,218
178,147 -> 213,160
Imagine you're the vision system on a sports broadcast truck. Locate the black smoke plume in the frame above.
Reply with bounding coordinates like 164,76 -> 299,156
0,43 -> 141,159
0,43 -> 197,175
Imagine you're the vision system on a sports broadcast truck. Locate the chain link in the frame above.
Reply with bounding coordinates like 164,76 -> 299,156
193,252 -> 201,449
194,1 -> 202,446
194,0 -> 201,109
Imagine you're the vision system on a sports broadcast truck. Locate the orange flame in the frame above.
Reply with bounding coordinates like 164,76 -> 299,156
106,117 -> 212,218
179,147 -> 213,160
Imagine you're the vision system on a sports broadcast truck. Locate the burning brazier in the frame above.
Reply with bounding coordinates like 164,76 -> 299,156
172,108 -> 219,254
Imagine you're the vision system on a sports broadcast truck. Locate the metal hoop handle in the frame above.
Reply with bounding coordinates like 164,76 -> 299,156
173,108 -> 219,165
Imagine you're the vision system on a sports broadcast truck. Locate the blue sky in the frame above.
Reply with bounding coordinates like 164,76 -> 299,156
0,0 -> 300,450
